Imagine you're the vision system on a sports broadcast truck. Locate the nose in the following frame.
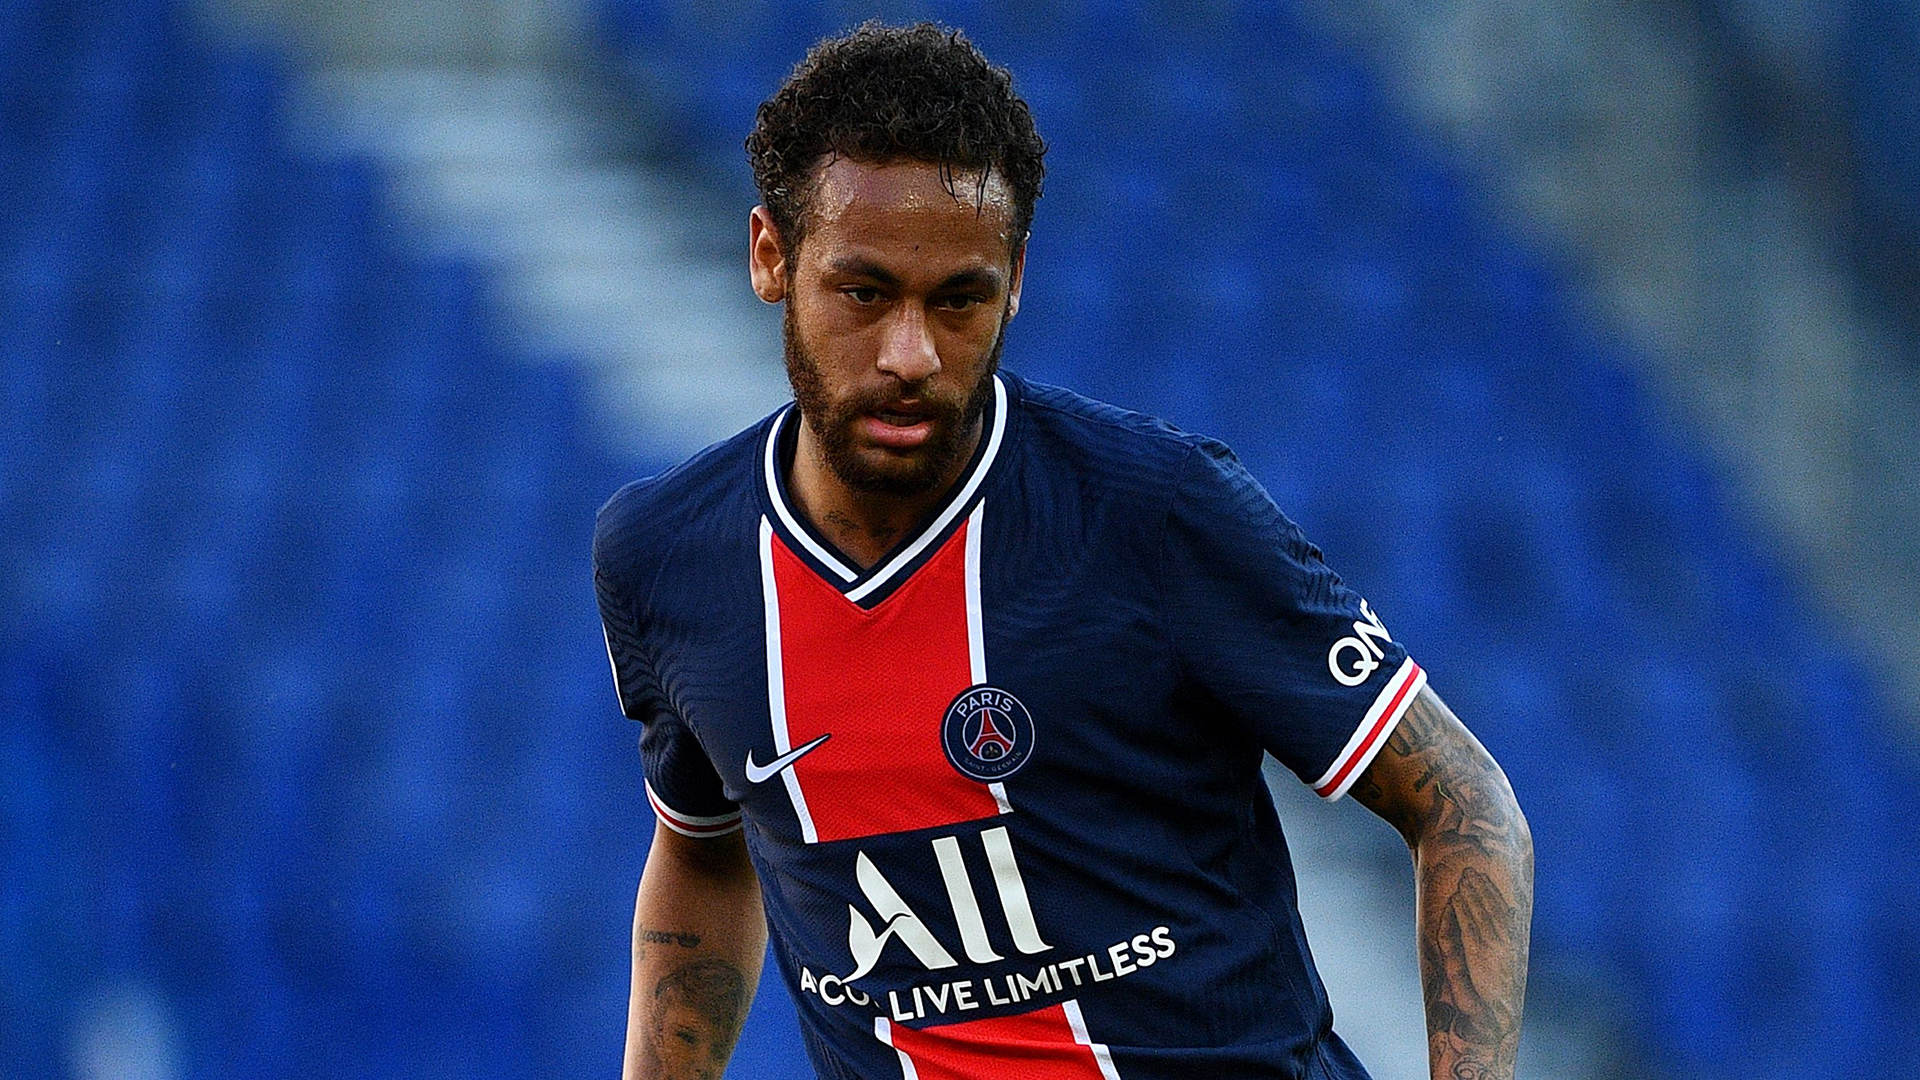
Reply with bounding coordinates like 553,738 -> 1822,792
876,304 -> 940,384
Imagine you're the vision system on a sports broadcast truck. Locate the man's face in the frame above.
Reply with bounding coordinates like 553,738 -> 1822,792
765,157 -> 1024,496
652,999 -> 721,1080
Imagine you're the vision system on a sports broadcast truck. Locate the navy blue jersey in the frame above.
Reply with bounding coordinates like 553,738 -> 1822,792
594,372 -> 1424,1080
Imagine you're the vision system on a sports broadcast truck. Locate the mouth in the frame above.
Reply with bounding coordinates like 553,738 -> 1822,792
859,403 -> 937,449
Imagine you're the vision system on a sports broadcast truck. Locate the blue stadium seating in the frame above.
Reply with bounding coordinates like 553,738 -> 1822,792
1841,3 -> 1920,236
1704,0 -> 1920,325
2,2 -> 647,1075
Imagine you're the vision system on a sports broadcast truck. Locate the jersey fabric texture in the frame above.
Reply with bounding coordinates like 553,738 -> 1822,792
594,372 -> 1424,1080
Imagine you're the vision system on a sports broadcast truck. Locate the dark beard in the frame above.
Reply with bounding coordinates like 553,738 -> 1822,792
783,303 -> 1004,496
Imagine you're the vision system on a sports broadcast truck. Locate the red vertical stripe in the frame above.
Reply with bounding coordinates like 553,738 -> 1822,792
885,1002 -> 1110,1080
772,522 -> 1001,842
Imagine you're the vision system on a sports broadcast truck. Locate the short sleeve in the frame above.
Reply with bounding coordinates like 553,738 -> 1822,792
595,536 -> 742,838
1161,441 -> 1427,801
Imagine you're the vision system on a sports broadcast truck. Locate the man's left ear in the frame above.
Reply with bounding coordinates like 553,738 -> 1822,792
1007,235 -> 1028,319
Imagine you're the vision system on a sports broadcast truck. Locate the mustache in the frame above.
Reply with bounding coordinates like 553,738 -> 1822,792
841,385 -> 967,422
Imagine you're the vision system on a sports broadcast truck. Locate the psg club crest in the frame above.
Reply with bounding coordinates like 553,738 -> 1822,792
941,685 -> 1035,782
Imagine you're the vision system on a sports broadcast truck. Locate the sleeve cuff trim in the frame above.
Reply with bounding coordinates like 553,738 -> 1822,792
1310,658 -> 1425,801
645,781 -> 743,838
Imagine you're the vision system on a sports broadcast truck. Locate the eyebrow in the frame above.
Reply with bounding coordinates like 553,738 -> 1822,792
827,257 -> 1004,293
936,267 -> 1005,293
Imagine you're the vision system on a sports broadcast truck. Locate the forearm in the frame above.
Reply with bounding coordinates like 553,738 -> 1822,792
1412,810 -> 1532,1080
625,824 -> 768,1080
1352,687 -> 1534,1080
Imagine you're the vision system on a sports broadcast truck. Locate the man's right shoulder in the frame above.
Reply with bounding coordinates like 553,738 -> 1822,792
593,417 -> 775,578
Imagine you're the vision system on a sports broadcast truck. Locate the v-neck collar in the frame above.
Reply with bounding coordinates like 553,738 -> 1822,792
760,374 -> 1010,608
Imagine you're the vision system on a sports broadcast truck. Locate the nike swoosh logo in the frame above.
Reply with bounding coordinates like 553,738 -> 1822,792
745,733 -> 831,784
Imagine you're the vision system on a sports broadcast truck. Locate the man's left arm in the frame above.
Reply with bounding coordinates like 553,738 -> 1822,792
1350,685 -> 1534,1080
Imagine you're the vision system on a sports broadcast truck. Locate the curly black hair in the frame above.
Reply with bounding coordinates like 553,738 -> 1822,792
746,21 -> 1046,257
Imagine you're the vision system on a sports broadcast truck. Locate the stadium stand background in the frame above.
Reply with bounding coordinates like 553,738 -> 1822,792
4,2 -> 1917,1079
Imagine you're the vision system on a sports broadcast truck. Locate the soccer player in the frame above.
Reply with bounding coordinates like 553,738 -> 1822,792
595,22 -> 1532,1080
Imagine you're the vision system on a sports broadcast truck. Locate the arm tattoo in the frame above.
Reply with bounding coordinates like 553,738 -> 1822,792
1423,866 -> 1521,1044
1358,689 -> 1533,1080
640,928 -> 703,949
643,958 -> 747,1080
1364,695 -> 1520,859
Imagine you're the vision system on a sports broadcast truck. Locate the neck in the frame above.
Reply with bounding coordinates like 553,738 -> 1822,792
787,413 -> 983,571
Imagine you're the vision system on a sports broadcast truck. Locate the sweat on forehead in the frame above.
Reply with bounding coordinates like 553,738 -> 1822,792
813,158 -> 1012,218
